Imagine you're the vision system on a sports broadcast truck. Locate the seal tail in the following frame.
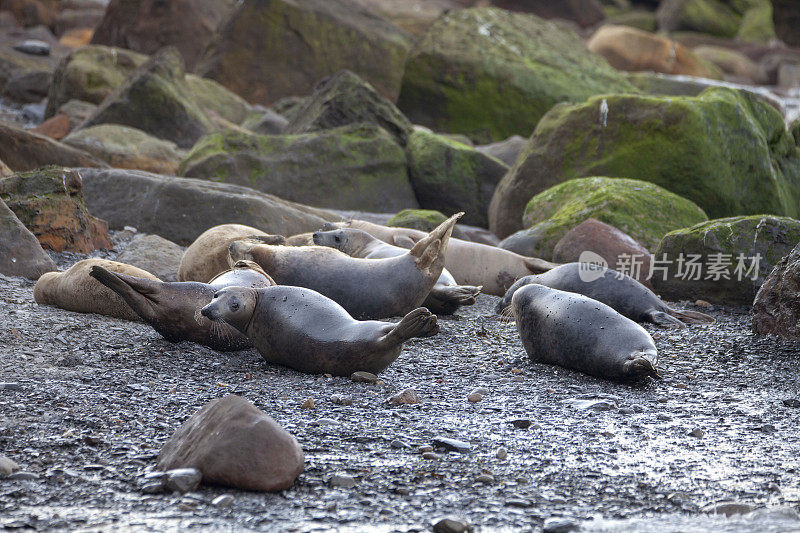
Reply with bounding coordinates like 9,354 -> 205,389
649,311 -> 688,329
382,308 -> 439,345
89,265 -> 160,321
523,257 -> 558,274
668,308 -> 716,325
409,212 -> 463,272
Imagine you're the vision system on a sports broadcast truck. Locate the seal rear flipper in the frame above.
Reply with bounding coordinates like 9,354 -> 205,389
648,311 -> 687,329
89,265 -> 159,321
429,284 -> 482,306
409,213 -> 463,271
668,308 -> 715,325
524,257 -> 558,274
381,308 -> 439,346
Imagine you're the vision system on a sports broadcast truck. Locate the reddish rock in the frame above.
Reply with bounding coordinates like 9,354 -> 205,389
0,167 -> 112,253
0,158 -> 11,177
0,198 -> 56,279
491,0 -> 605,28
59,27 -> 93,48
0,123 -> 106,172
552,218 -> 654,288
157,395 -> 304,492
752,242 -> 800,341
30,113 -> 70,140
0,0 -> 59,28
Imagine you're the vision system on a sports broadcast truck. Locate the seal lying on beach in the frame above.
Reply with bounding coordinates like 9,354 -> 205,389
34,258 -> 159,322
512,284 -> 660,381
497,262 -> 714,328
323,219 -> 557,296
228,214 -> 462,320
90,261 -> 274,351
201,285 -> 439,375
312,228 -> 481,315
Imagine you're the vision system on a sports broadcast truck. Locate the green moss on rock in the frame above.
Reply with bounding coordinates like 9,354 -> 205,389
736,0 -> 775,44
397,7 -> 637,143
185,74 -> 252,125
517,177 -> 708,260
656,0 -> 741,38
388,209 -> 448,232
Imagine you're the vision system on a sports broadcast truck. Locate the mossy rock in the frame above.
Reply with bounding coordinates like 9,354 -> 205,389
179,123 -> 418,213
656,0 -> 741,38
388,209 -> 448,233
406,129 -> 508,228
790,116 -> 800,147
397,7 -> 637,144
240,109 -> 289,135
80,47 -> 214,149
0,197 -> 56,279
44,45 -> 148,119
736,0 -> 775,44
185,74 -> 252,125
285,70 -> 413,146
489,87 -> 800,238
270,97 -> 308,122
604,9 -> 658,32
652,215 -> 800,305
510,177 -> 708,260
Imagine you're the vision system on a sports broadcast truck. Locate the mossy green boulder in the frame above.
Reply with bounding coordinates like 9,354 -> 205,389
388,209 -> 448,233
396,7 -> 637,144
790,116 -> 800,147
501,177 -> 707,260
285,70 -> 413,146
179,123 -> 418,213
656,0 -> 775,43
44,45 -> 148,119
406,129 -> 508,228
185,74 -> 252,125
652,215 -> 800,305
489,87 -> 800,238
80,48 -> 215,149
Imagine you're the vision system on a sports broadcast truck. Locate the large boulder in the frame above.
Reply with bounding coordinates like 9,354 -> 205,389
653,215 -> 800,305
475,135 -> 527,167
773,0 -> 800,48
62,124 -> 184,175
587,25 -> 722,78
406,129 -> 508,227
184,74 -> 251,125
0,167 -> 112,252
284,70 -> 413,146
0,123 -> 107,172
490,0 -> 606,28
90,0 -> 236,70
80,47 -> 214,149
489,87 -> 800,238
44,45 -> 148,119
396,7 -> 637,144
194,0 -> 411,106
79,167 -> 340,245
157,395 -> 304,492
500,177 -> 707,260
0,25 -> 66,99
752,241 -> 800,340
116,233 -> 183,282
692,45 -> 768,84
179,124 -> 417,213
0,198 -> 57,279
656,0 -> 741,38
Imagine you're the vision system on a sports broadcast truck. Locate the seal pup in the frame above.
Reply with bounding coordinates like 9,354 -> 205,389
89,260 -> 275,351
512,284 -> 659,381
178,224 -> 286,283
496,262 -> 714,328
228,213 -> 462,320
201,285 -> 439,375
323,219 -> 557,296
312,227 -> 481,315
34,258 -> 159,322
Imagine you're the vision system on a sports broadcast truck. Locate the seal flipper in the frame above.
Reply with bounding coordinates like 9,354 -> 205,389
523,257 -> 558,274
667,308 -> 715,325
425,284 -> 482,315
89,265 -> 160,322
381,308 -> 439,346
648,310 -> 688,329
409,212 -> 463,272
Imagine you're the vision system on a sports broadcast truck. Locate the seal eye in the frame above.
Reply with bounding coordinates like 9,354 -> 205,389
334,235 -> 340,243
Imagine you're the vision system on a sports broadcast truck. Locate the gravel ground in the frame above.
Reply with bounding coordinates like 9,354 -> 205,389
2,239 -> 800,532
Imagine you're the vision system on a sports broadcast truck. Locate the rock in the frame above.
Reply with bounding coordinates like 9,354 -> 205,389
653,215 -> 800,306
79,167 -> 337,245
81,47 -> 214,149
0,123 -> 106,172
284,70 -> 412,146
329,394 -> 353,406
783,398 -> 800,408
351,371 -> 379,384
552,218 -> 654,287
157,395 -> 304,492
2,68 -> 50,102
0,25 -> 64,97
467,392 -> 482,403
702,501 -> 756,516
329,473 -> 356,488
432,516 -> 471,533
179,124 -> 416,213
693,45 -> 768,84
491,0 -> 605,28
587,25 -> 721,79
605,9 -> 658,32
62,124 -> 184,175
300,398 -> 315,409
475,135 -> 527,167
656,0 -> 741,38
489,88 -> 800,238
397,7 -> 637,143
30,113 -> 70,140
502,177 -> 707,261
422,452 -> 439,460
0,453 -> 19,475
13,39 -> 49,55
195,0 -> 411,106
1,0 -> 58,28
185,74 -> 251,126
54,9 -> 104,40
387,209 -> 451,234
211,494 -> 234,508
387,388 -> 420,405
0,167 -> 112,253
0,197 -> 56,278
57,99 -> 97,130
475,474 -> 494,483
563,398 -> 617,411
58,27 -> 94,49
432,437 -> 470,453
496,447 -> 508,460
91,0 -> 236,70
773,0 -> 800,48
542,517 -> 580,533
163,468 -> 202,494
510,419 -> 531,429
405,130 -> 508,227
240,109 -> 288,135
689,427 -> 705,438
116,233 -> 183,282
7,471 -> 38,481
778,63 -> 800,90
752,241 -> 800,340
736,1 -> 775,44
44,45 -> 148,119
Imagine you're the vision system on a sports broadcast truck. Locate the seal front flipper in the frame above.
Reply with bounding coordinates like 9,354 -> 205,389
647,311 -> 687,329
425,284 -> 482,315
89,265 -> 160,322
381,308 -> 439,346
524,257 -> 558,274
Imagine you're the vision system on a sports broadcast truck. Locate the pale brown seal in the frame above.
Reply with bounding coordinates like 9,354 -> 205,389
201,285 -> 439,375
89,260 -> 275,351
